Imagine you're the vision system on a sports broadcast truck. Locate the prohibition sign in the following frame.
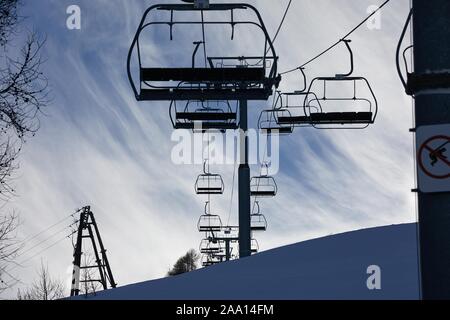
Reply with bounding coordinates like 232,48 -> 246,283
418,135 -> 450,180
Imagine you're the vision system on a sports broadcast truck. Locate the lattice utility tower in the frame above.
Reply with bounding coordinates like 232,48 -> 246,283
70,206 -> 116,296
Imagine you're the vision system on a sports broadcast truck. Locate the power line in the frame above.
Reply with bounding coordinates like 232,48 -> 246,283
280,0 -> 391,75
8,231 -> 76,274
15,221 -> 77,260
20,209 -> 80,244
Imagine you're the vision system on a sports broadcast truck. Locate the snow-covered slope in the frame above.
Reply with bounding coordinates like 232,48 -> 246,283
78,223 -> 420,300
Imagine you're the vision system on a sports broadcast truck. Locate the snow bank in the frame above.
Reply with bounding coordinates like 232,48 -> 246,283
75,223 -> 420,300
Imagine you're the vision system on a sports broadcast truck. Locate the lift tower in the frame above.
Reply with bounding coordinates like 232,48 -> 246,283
127,1 -> 280,258
409,2 -> 450,299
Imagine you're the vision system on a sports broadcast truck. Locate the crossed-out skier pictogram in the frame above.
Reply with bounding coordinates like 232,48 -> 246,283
418,135 -> 450,179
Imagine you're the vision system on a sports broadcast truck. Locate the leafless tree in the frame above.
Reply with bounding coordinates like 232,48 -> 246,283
17,261 -> 64,300
0,212 -> 21,293
0,1 -> 20,47
0,0 -> 48,192
80,253 -> 101,296
0,0 -> 48,292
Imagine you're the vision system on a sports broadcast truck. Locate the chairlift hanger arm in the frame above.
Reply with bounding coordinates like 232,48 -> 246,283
296,67 -> 307,93
336,40 -> 354,78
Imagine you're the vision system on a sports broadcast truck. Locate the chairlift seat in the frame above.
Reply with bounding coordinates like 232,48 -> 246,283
198,225 -> 222,232
261,127 -> 293,135
251,190 -> 277,197
251,225 -> 267,231
310,112 -> 373,124
141,68 -> 266,82
201,247 -> 222,254
175,122 -> 238,130
277,115 -> 310,125
176,112 -> 236,121
139,88 -> 272,101
196,187 -> 223,194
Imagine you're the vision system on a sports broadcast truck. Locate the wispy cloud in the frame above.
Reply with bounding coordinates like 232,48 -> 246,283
0,0 -> 415,298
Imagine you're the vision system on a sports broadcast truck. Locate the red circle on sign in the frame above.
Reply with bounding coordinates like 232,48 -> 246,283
418,135 -> 450,179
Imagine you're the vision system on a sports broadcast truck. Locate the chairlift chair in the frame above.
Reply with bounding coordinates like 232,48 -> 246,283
301,40 -> 378,129
195,161 -> 225,195
199,238 -> 223,254
251,239 -> 259,253
250,202 -> 267,231
127,3 -> 280,102
275,69 -> 322,127
201,254 -> 222,267
257,91 -> 293,135
170,100 -> 238,131
250,165 -> 277,198
197,202 -> 223,232
275,91 -> 322,127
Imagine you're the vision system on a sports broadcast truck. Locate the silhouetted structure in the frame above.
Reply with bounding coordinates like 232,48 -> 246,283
70,206 -> 116,297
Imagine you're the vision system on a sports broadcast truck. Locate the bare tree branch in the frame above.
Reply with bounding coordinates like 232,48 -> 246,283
0,212 -> 21,293
17,261 -> 64,300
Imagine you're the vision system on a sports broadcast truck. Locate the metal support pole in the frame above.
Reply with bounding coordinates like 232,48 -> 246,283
70,207 -> 89,297
238,99 -> 251,258
413,1 -> 450,299
225,239 -> 231,261
90,212 -> 117,289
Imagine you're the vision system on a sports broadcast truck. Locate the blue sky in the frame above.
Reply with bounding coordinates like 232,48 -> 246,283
1,0 -> 415,298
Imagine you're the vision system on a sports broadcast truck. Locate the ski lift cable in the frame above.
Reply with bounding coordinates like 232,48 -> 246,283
251,88 -> 281,214
280,0 -> 391,75
271,0 -> 293,45
226,159 -> 237,226
252,0 -> 293,67
201,10 -> 208,68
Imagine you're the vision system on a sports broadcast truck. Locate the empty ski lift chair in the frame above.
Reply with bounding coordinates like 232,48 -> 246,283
127,3 -> 280,102
195,161 -> 225,195
250,165 -> 277,198
250,202 -> 267,231
199,238 -> 223,254
251,238 -> 259,253
276,68 -> 322,127
302,40 -> 378,129
170,100 -> 238,131
198,202 -> 223,232
202,254 -> 222,267
258,92 -> 294,135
